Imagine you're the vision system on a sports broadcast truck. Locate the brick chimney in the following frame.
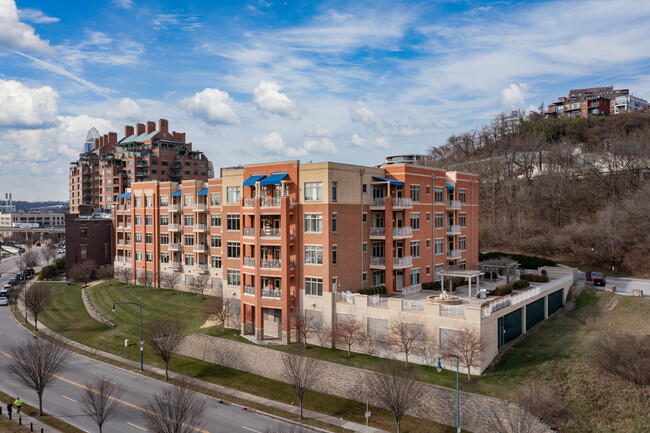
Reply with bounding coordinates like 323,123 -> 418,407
172,131 -> 186,143
136,123 -> 145,135
146,121 -> 156,134
94,138 -> 100,148
158,118 -> 169,134
124,125 -> 134,137
108,132 -> 117,144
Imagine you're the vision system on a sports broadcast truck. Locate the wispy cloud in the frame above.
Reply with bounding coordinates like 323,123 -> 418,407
18,8 -> 59,24
152,12 -> 202,31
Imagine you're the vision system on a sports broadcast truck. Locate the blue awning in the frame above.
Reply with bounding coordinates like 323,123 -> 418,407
446,183 -> 455,190
372,176 -> 404,186
243,174 -> 266,186
197,188 -> 208,196
116,192 -> 131,199
260,173 -> 288,185
171,190 -> 182,197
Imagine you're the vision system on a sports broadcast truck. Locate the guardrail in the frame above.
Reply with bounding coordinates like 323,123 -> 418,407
402,299 -> 424,312
261,197 -> 281,208
393,226 -> 413,237
368,294 -> 388,308
401,283 -> 422,296
260,259 -> 281,269
440,304 -> 465,317
262,288 -> 282,299
370,227 -> 385,237
392,197 -> 412,207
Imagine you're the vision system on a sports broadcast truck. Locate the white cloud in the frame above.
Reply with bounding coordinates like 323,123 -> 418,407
0,79 -> 59,128
350,134 -> 390,151
113,0 -> 134,9
348,100 -> 375,127
18,8 -> 59,24
104,98 -> 143,121
252,132 -> 306,158
0,0 -> 53,52
180,88 -> 239,125
152,13 -> 202,31
500,83 -> 528,109
303,125 -> 336,155
253,80 -> 299,119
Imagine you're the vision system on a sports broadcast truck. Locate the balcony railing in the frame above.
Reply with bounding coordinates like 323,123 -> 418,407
440,304 -> 465,317
392,197 -> 412,208
370,227 -> 385,237
368,294 -> 388,308
401,283 -> 422,296
392,226 -> 413,238
193,203 -> 207,212
393,256 -> 413,267
196,264 -> 209,273
370,256 -> 386,267
193,244 -> 208,253
447,249 -> 462,259
262,288 -> 282,299
370,198 -> 386,208
447,200 -> 462,208
243,257 -> 256,267
170,261 -> 182,270
193,224 -> 208,232
168,224 -> 182,231
168,243 -> 182,251
402,299 -> 425,312
117,239 -> 124,245
244,285 -> 256,297
446,225 -> 462,234
168,204 -> 181,212
260,228 -> 281,238
243,198 -> 255,208
260,259 -> 281,269
115,256 -> 126,263
243,227 -> 255,237
261,197 -> 281,208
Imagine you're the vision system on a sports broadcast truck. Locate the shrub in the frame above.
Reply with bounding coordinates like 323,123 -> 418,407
38,265 -> 57,280
521,273 -> 550,283
433,280 -> 441,289
494,284 -> 513,296
512,279 -> 530,290
591,333 -> 650,386
53,257 -> 65,271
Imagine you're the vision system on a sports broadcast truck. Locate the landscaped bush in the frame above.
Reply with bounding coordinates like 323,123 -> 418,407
512,279 -> 530,290
479,252 -> 556,269
520,273 -> 549,283
53,257 -> 65,272
358,285 -> 387,295
38,265 -> 57,280
433,280 -> 441,289
483,271 -> 499,279
494,284 -> 514,296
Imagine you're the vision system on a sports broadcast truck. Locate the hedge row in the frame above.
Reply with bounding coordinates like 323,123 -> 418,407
38,257 -> 66,280
520,273 -> 550,283
359,285 -> 387,295
422,281 -> 442,290
495,284 -> 514,296
479,252 -> 556,269
512,279 -> 530,290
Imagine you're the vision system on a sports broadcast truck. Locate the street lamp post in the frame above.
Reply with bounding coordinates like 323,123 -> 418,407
591,247 -> 594,274
112,302 -> 143,371
437,354 -> 461,433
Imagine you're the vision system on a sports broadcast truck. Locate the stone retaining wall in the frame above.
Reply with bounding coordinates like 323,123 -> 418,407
81,288 -> 115,328
178,334 -> 551,433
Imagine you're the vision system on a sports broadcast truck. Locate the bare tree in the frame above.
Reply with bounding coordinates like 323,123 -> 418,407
281,349 -> 321,420
140,270 -> 154,289
69,260 -> 96,287
190,274 -> 210,299
442,327 -> 486,381
202,297 -> 232,333
517,381 -> 572,431
22,284 -> 52,332
161,272 -> 181,295
143,315 -> 189,380
263,425 -> 314,433
484,399 -> 548,433
9,337 -> 69,415
97,265 -> 114,286
80,376 -> 123,433
332,317 -> 367,358
366,361 -> 425,433
117,266 -> 132,285
21,249 -> 39,269
288,311 -> 317,349
40,244 -> 57,265
591,332 -> 650,387
387,321 -> 426,368
143,382 -> 206,433
315,325 -> 332,348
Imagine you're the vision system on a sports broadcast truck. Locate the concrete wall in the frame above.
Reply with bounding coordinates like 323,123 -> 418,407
178,334 -> 551,433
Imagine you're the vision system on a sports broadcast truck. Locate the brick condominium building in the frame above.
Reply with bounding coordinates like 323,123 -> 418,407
69,119 -> 213,213
113,155 -> 479,343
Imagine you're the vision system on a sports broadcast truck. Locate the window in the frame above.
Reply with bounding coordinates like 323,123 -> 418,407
146,251 -> 153,262
304,182 -> 322,201
331,181 -> 337,202
332,245 -> 337,265
184,214 -> 194,226
226,187 -> 240,203
410,185 -> 420,202
145,196 -> 153,207
135,196 -> 141,208
211,214 -> 221,227
435,239 -> 444,255
80,245 -> 88,260
459,213 -> 466,227
362,242 -> 367,253
459,236 -> 466,251
362,184 -> 367,193
161,252 -> 169,263
182,194 -> 193,207
426,212 -> 431,222
426,185 -> 430,195
135,215 -> 142,225
362,213 -> 367,223
459,260 -> 466,270
426,239 -> 430,249
435,264 -> 444,280
410,268 -> 420,285
227,269 -> 240,286
305,277 -> 323,296
435,213 -> 444,229
435,187 -> 444,203
305,245 -> 323,264
227,242 -> 240,258
332,213 -> 337,233
410,240 -> 420,258
410,213 -> 420,230
211,256 -> 222,268
184,234 -> 194,246
135,250 -> 142,261
210,192 -> 221,206
160,233 -> 169,244
372,241 -> 384,257
304,214 -> 323,233
367,318 -> 388,340
362,272 -> 368,282
160,215 -> 169,225
185,254 -> 194,266
426,266 -> 430,276
459,188 -> 466,203
211,235 -> 221,248
373,270 -> 385,286
226,214 -> 240,231
145,233 -> 153,244
145,215 -> 152,225
80,228 -> 88,238
135,232 -> 142,243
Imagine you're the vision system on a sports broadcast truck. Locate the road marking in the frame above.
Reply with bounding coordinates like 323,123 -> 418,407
61,394 -> 77,402
103,378 -> 118,385
127,421 -> 148,431
241,427 -> 260,433
0,349 -> 209,433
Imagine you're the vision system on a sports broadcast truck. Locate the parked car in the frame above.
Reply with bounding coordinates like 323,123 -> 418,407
0,297 -> 9,306
35,242 -> 41,246
24,268 -> 34,277
8,278 -> 17,286
586,271 -> 607,286
2,284 -> 11,291
0,290 -> 8,298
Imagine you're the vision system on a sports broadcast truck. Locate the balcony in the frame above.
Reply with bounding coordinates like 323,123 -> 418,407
262,288 -> 282,299
196,264 -> 209,273
447,200 -> 462,209
193,244 -> 208,253
170,261 -> 182,271
260,259 -> 281,269
243,198 -> 255,208
370,256 -> 386,269
260,228 -> 281,238
117,239 -> 124,245
244,285 -> 256,297
193,203 -> 207,212
243,227 -> 255,238
168,243 -> 182,251
168,224 -> 182,232
168,204 -> 181,212
392,226 -> 413,239
393,256 -> 413,268
114,256 -> 126,263
193,224 -> 208,232
370,227 -> 385,238
392,197 -> 412,208
243,257 -> 256,267
446,225 -> 462,234
370,198 -> 386,209
261,197 -> 281,208
447,249 -> 462,259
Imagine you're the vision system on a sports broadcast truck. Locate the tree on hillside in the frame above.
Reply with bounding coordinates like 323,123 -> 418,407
118,266 -> 132,285
202,297 -> 232,333
143,315 -> 189,380
442,327 -> 486,382
97,264 -> 114,286
190,274 -> 210,299
485,399 -> 548,433
143,381 -> 206,433
161,272 -> 181,295
69,260 -> 96,287
281,349 -> 321,420
21,249 -> 39,269
22,284 -> 52,332
81,376 -> 123,433
288,311 -> 317,349
40,244 -> 57,265
386,321 -> 426,368
332,317 -> 366,358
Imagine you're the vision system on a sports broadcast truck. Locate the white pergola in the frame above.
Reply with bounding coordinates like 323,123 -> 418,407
438,269 -> 484,300
478,258 -> 519,285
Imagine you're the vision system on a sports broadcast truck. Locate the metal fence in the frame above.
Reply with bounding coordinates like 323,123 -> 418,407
368,294 -> 388,308
440,304 -> 465,318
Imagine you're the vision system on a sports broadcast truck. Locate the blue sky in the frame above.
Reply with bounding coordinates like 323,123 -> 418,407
1,0 -> 650,201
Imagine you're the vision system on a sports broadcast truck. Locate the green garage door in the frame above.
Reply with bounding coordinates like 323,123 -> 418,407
548,289 -> 564,315
526,298 -> 545,331
498,308 -> 523,349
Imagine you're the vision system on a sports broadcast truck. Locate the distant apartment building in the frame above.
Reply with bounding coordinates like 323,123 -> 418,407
113,155 -> 479,343
546,86 -> 647,118
65,205 -> 113,275
0,211 -> 65,242
69,119 -> 213,213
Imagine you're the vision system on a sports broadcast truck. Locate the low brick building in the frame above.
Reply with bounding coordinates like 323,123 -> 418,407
65,205 -> 113,275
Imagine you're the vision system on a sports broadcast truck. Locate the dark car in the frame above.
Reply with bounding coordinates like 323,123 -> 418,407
586,271 -> 607,286
8,278 -> 17,286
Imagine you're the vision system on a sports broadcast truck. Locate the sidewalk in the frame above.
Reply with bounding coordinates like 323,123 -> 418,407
16,281 -> 387,433
0,404 -> 63,433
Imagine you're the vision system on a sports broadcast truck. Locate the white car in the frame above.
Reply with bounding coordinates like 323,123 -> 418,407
0,297 -> 8,306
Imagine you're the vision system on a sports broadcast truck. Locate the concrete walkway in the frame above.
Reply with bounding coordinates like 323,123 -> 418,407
0,404 -> 63,433
17,281 -> 387,433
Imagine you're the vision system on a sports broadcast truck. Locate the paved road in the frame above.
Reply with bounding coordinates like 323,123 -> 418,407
577,272 -> 650,296
0,251 -> 292,433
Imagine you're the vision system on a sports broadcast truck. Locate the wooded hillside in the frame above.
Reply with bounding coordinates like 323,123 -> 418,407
428,111 -> 650,276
